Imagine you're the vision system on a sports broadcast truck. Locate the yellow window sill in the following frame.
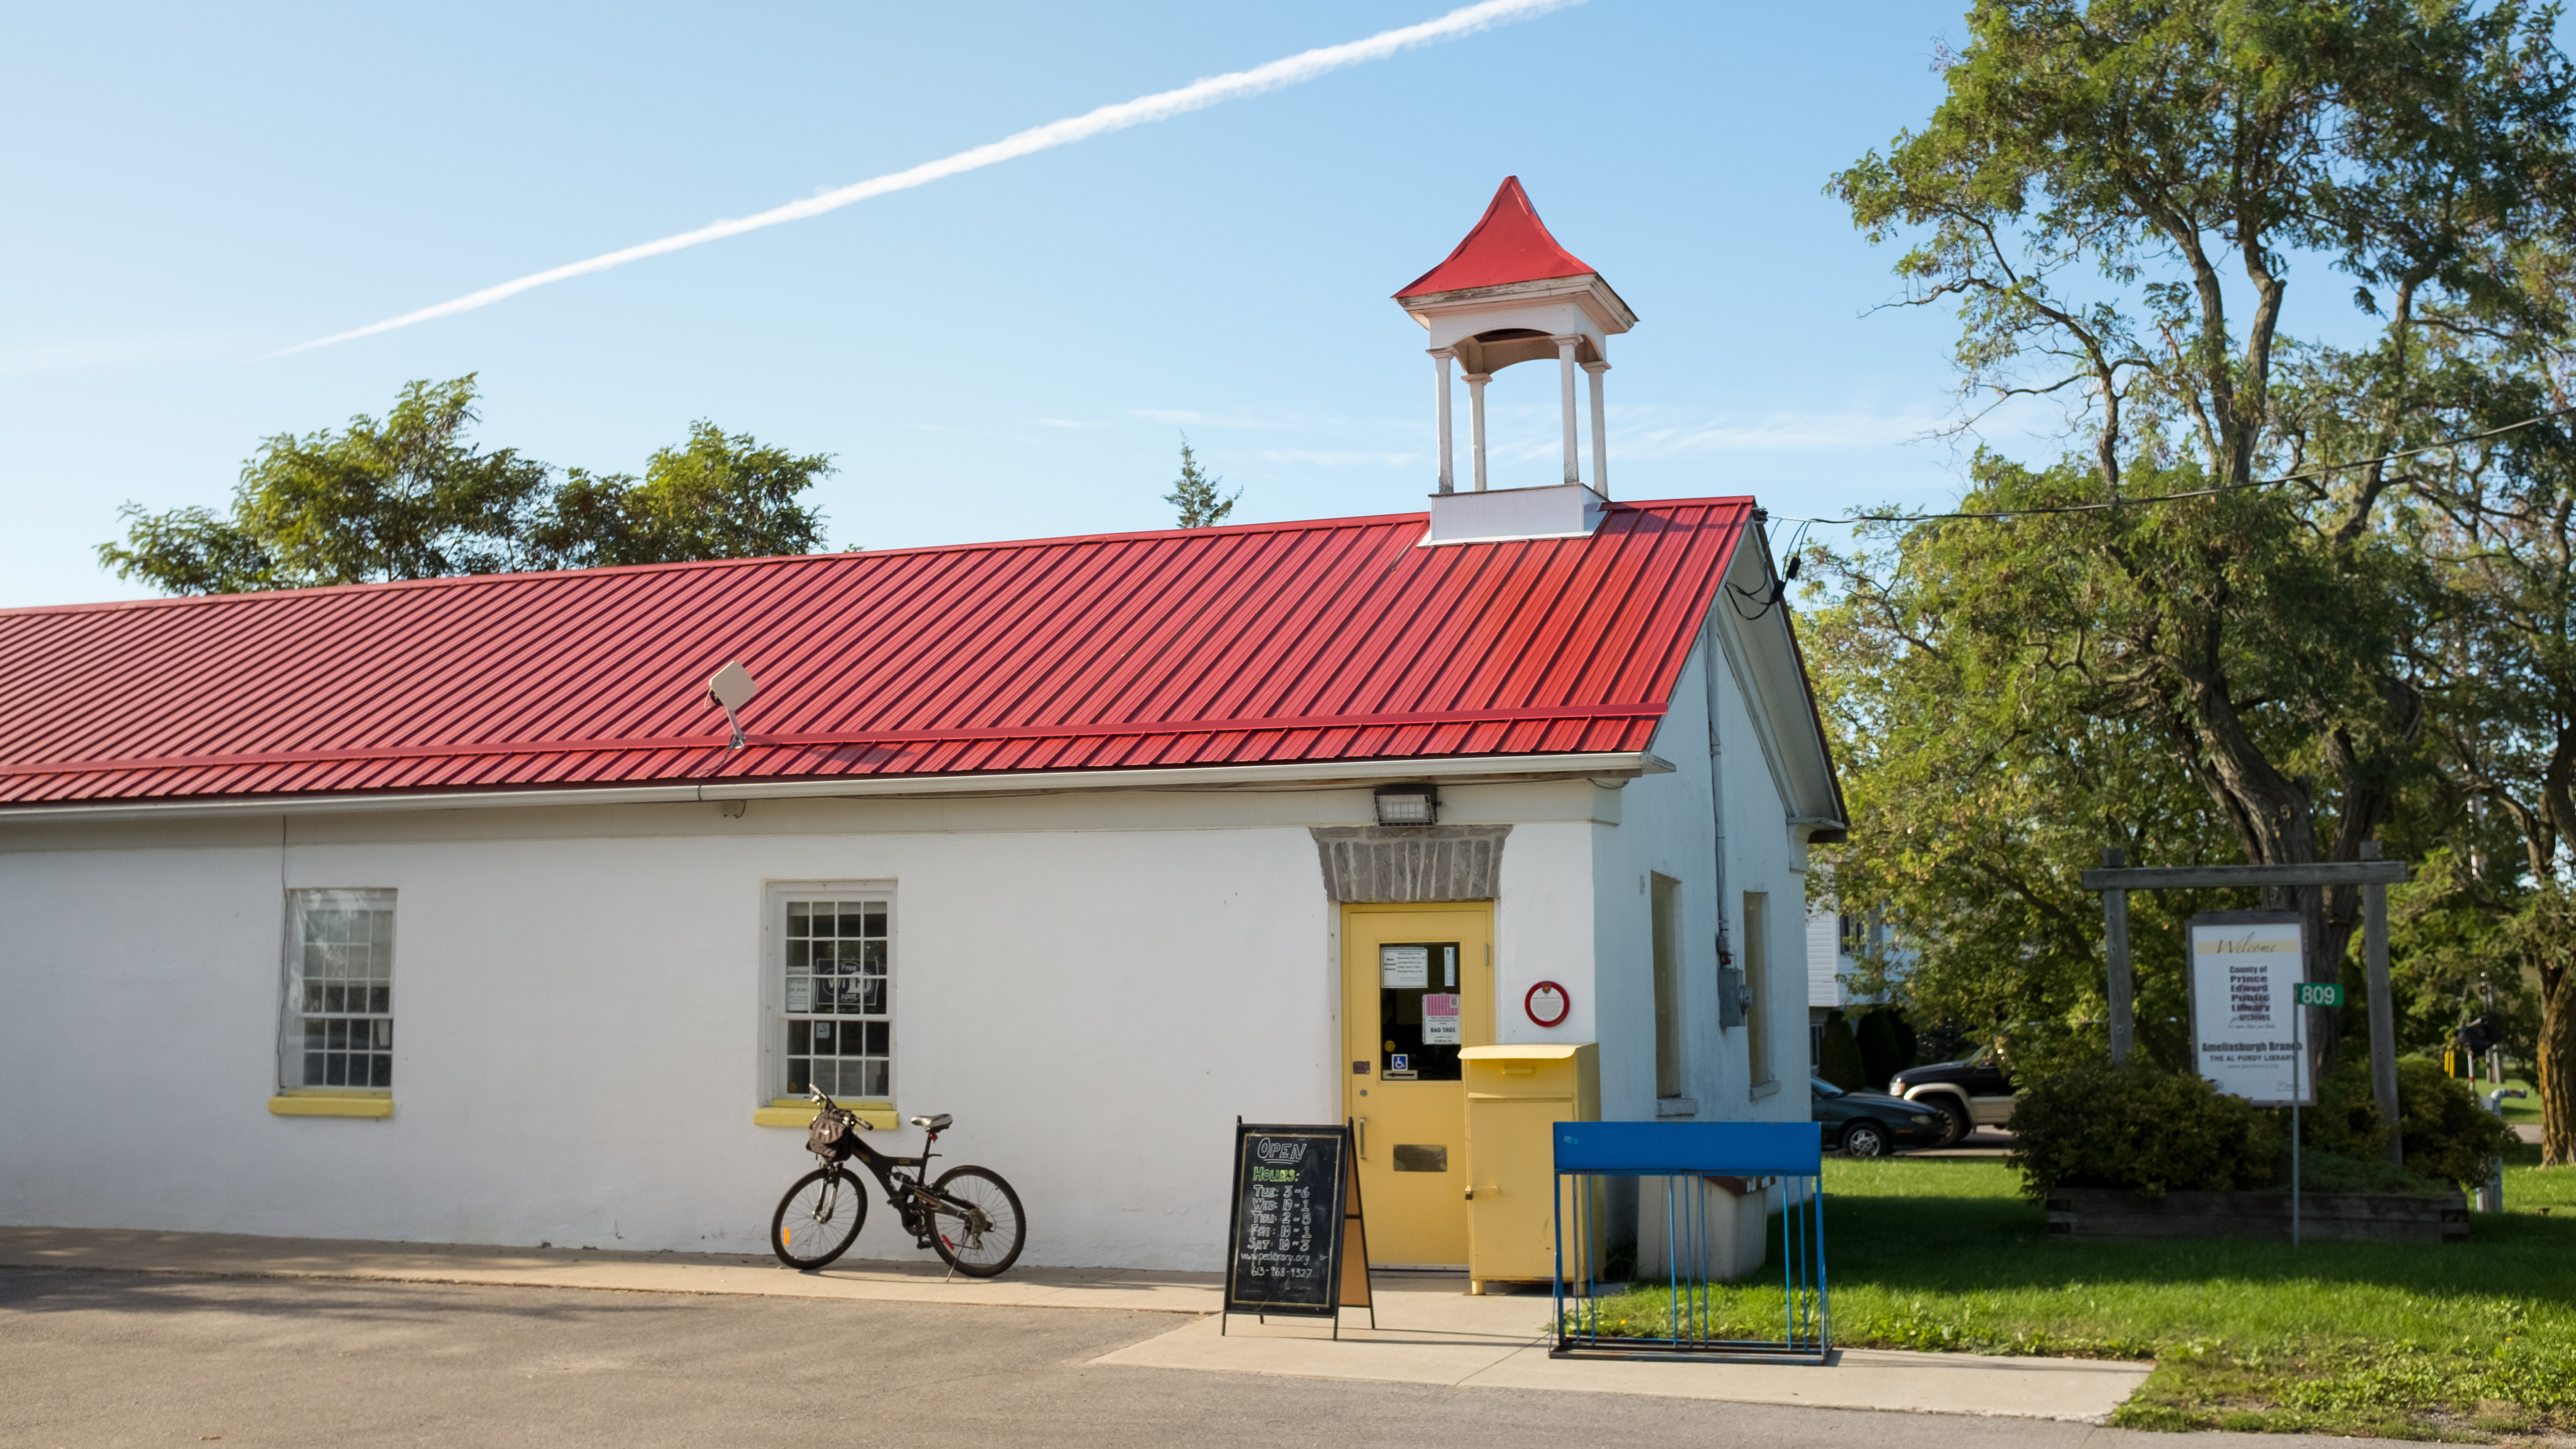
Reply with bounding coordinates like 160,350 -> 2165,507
754,1099 -> 896,1130
269,1093 -> 393,1119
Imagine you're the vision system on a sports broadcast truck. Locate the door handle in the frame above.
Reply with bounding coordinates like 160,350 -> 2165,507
1465,1184 -> 1499,1200
1356,1117 -> 1366,1159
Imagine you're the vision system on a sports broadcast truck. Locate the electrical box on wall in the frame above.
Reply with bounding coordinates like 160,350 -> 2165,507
1718,966 -> 1747,1028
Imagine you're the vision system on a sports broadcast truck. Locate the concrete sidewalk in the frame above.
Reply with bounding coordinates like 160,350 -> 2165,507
0,1224 -> 1216,1313
1096,1295 -> 2148,1422
0,1225 -> 2150,1422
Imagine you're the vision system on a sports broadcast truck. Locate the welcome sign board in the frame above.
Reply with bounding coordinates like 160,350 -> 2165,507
2186,911 -> 2312,1106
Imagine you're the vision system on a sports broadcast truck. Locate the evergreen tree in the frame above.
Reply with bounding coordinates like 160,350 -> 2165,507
1163,435 -> 1239,529
1856,1008 -> 1905,1091
1819,1014 -> 1867,1092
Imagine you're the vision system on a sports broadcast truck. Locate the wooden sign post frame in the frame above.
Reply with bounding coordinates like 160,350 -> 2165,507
2084,844 -> 2407,1166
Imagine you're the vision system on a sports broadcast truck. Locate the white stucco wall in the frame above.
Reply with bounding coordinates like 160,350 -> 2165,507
0,796 -> 1361,1267
0,781 -> 1641,1269
1585,633 -> 1811,1129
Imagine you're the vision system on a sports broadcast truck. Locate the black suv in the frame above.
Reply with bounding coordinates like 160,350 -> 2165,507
1886,1045 -> 2017,1147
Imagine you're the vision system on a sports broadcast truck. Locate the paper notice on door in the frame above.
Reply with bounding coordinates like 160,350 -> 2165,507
1421,993 -> 1461,1044
1380,946 -> 1429,989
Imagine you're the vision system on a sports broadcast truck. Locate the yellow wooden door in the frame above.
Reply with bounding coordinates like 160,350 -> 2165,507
1341,901 -> 1493,1268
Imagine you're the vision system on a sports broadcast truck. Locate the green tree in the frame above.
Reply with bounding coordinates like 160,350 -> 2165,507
99,376 -> 835,594
2400,338 -> 2576,1163
99,376 -> 552,592
1826,0 -> 2576,1067
1806,504 -> 2255,1074
1163,436 -> 1239,529
523,423 -> 833,569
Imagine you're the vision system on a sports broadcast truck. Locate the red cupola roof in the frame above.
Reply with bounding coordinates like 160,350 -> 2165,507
1394,176 -> 1595,298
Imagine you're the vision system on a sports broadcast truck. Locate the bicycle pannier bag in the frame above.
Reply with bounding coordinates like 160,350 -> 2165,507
807,1112 -> 854,1159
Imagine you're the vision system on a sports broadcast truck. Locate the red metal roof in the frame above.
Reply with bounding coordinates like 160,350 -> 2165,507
0,500 -> 1755,807
1394,176 -> 1596,299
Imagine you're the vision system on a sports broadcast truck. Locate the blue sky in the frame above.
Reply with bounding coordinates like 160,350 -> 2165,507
0,1 -> 2463,609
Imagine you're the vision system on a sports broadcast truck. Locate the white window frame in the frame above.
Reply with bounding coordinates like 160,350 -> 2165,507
1651,873 -> 1686,1101
279,888 -> 398,1095
762,882 -> 896,1108
1744,890 -> 1773,1087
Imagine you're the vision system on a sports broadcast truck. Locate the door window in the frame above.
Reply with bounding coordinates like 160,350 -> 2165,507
1377,941 -> 1463,1081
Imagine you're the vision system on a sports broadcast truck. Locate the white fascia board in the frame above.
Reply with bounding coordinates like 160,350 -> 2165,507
1705,538 -> 1845,835
1403,274 -> 1638,338
0,750 -> 1677,826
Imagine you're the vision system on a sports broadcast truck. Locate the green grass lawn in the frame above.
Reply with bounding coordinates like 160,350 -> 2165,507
1585,1151 -> 2576,1439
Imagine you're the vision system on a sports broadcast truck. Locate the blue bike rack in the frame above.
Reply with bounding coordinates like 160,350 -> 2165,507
1552,1121 -> 1829,1362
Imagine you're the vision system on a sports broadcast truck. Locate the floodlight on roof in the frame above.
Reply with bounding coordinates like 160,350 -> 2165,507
706,662 -> 760,751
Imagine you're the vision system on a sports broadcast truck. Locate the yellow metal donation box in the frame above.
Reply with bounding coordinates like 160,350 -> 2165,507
1460,1043 -> 1601,1292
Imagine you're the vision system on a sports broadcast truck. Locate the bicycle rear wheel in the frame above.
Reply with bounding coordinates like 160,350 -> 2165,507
772,1165 -> 866,1270
927,1165 -> 1025,1278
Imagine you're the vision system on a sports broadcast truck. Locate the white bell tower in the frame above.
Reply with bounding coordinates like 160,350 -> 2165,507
1395,177 -> 1635,543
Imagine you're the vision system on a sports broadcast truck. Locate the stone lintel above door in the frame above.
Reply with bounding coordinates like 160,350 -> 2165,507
1310,825 -> 1510,904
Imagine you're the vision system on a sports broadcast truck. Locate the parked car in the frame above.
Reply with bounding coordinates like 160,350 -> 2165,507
1810,1077 -> 1948,1158
1887,1045 -> 2018,1147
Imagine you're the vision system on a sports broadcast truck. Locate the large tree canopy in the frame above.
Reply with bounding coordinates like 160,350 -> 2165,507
98,376 -> 835,594
1816,0 -> 2576,1158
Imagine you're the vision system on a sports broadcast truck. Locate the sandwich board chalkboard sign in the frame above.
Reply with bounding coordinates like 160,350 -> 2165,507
1222,1121 -> 1373,1336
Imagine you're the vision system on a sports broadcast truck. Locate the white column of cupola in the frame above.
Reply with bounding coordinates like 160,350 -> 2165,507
1430,347 -> 1457,493
1584,359 -> 1611,497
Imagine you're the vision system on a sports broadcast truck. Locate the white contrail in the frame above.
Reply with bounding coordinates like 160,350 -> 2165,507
279,0 -> 1579,356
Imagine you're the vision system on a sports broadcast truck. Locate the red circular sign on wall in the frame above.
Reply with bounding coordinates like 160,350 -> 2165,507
1525,980 -> 1571,1028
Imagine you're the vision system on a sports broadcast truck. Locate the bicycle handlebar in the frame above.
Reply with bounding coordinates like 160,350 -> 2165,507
806,1083 -> 871,1128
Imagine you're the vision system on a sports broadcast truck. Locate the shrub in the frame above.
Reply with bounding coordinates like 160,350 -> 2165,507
2305,1052 -> 2392,1161
2390,1056 -> 2520,1187
1819,1013 -> 1867,1091
1856,1008 -> 1906,1089
2295,1052 -> 2515,1188
2291,1147 -> 2448,1196
2010,1059 -> 2282,1199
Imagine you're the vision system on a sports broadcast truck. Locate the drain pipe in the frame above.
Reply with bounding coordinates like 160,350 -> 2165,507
1702,606 -> 1736,1027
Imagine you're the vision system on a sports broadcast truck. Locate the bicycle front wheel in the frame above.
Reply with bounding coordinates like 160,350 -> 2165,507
772,1166 -> 867,1270
927,1165 -> 1025,1278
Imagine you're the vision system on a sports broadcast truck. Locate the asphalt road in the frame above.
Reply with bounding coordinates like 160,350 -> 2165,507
1,1268 -> 2344,1448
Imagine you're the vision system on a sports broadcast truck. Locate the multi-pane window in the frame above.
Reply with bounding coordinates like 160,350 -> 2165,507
1743,891 -> 1773,1086
783,897 -> 890,1100
1651,874 -> 1684,1099
283,889 -> 395,1091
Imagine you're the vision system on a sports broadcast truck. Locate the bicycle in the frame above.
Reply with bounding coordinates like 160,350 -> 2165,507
770,1085 -> 1026,1278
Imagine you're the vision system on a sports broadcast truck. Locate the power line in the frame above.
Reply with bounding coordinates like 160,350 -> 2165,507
1768,408 -> 2572,527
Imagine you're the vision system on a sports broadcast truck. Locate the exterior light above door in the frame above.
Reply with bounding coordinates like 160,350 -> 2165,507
1374,784 -> 1439,826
